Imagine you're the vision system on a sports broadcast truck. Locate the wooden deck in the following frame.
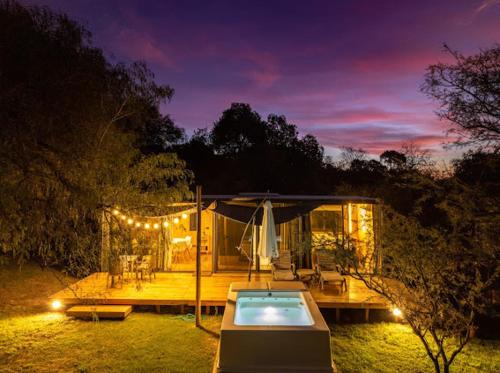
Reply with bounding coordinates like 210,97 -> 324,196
50,272 -> 388,310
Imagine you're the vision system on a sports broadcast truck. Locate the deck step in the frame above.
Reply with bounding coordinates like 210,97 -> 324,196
66,305 -> 132,319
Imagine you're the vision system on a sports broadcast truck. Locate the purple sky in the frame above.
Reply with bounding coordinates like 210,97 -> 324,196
23,0 -> 500,159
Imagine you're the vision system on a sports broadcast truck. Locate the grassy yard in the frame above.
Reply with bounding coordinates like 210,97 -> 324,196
1,263 -> 499,372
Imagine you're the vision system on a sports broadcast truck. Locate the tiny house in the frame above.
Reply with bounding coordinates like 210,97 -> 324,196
101,193 -> 381,274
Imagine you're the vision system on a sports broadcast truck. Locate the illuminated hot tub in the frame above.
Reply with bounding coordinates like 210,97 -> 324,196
216,282 -> 335,373
234,291 -> 313,326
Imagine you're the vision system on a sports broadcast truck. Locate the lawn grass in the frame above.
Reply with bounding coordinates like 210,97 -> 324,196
330,323 -> 500,373
1,262 -> 499,372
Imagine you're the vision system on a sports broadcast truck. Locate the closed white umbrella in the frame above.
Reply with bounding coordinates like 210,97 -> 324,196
257,200 -> 279,259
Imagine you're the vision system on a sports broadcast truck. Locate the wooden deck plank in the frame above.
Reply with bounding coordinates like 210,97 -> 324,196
50,272 -> 388,309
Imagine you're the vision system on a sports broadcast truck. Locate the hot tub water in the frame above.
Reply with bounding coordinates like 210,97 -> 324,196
234,291 -> 314,326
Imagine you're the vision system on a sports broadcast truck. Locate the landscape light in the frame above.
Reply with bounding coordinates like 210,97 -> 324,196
163,221 -> 169,228
112,209 -> 119,215
51,299 -> 63,310
127,218 -> 133,225
120,215 -> 126,220
145,223 -> 151,229
181,213 -> 188,219
135,222 -> 142,228
392,307 -> 402,317
153,223 -> 159,229
173,217 -> 180,224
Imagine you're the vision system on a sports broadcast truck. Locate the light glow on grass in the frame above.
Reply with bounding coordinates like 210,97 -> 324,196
51,299 -> 63,310
392,307 -> 402,317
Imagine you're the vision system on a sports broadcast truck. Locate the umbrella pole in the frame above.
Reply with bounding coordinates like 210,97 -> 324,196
247,216 -> 255,282
195,185 -> 202,328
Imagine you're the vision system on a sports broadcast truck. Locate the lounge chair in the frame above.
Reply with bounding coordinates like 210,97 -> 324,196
271,251 -> 296,281
315,249 -> 347,291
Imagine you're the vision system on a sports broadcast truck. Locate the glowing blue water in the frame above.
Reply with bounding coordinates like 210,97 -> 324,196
234,291 -> 314,326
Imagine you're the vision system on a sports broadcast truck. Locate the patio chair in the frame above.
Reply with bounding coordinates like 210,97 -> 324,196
271,251 -> 296,281
315,249 -> 347,291
137,255 -> 156,282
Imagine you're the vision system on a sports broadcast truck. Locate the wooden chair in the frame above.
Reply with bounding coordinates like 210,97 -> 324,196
315,249 -> 347,291
137,255 -> 156,282
271,251 -> 296,281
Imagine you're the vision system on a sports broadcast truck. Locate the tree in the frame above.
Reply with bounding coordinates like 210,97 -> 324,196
323,171 -> 499,373
0,1 -> 192,275
422,45 -> 500,151
177,103 -> 327,194
327,210 -> 495,373
210,103 -> 266,156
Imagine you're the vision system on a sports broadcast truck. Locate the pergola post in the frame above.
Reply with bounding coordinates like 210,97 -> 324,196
195,185 -> 202,327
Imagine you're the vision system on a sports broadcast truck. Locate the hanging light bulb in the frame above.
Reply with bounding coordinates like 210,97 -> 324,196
163,221 -> 169,228
145,223 -> 151,229
181,213 -> 188,220
153,223 -> 159,230
127,218 -> 134,225
135,222 -> 142,228
173,217 -> 180,224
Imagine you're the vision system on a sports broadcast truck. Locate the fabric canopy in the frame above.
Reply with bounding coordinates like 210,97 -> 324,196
208,200 -> 321,225
257,201 -> 278,259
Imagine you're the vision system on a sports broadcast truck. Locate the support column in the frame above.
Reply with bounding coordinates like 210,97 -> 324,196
195,185 -> 202,327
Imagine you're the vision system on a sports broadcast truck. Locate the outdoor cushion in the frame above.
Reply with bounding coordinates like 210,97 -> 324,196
321,272 -> 343,281
273,270 -> 295,281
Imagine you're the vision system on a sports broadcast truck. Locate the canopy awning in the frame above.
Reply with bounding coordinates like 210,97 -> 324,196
208,200 -> 322,225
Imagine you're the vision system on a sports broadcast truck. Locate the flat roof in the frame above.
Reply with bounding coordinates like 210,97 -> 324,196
202,193 -> 379,204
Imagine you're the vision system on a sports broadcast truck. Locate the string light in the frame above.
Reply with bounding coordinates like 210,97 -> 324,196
109,208 -> 195,230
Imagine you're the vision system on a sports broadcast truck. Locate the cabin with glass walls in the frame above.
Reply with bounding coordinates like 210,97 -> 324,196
101,193 -> 381,275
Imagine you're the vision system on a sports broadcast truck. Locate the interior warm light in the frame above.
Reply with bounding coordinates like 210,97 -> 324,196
392,307 -> 402,317
51,299 -> 63,310
181,213 -> 188,219
359,207 -> 367,232
135,222 -> 142,228
163,221 -> 169,228
173,217 -> 180,224
348,203 -> 353,234
153,223 -> 159,229
127,218 -> 133,225
145,223 -> 151,229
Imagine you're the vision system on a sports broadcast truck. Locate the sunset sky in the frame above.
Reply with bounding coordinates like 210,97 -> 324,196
24,0 -> 500,159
